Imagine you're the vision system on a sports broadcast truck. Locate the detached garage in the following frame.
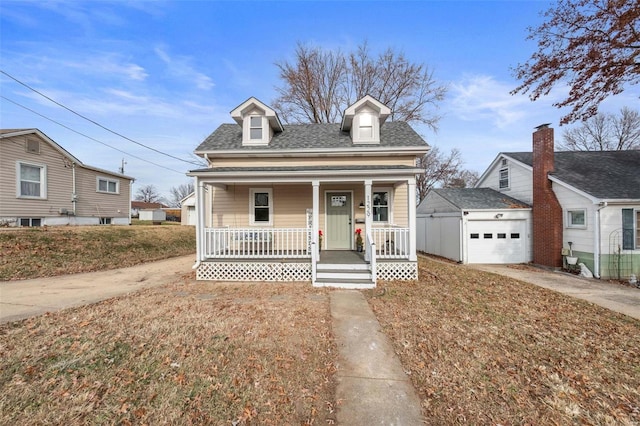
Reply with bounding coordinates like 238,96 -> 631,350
417,188 -> 532,264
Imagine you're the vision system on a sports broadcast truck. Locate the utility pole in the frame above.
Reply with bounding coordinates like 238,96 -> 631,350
119,158 -> 127,174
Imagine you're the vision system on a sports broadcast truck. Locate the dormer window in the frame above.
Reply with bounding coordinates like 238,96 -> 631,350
230,97 -> 284,147
359,113 -> 374,139
250,116 -> 263,140
340,95 -> 391,145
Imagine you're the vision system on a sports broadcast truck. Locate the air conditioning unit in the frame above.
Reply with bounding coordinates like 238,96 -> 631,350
59,208 -> 68,215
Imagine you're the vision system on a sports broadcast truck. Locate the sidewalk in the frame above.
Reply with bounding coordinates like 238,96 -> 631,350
469,264 -> 640,321
0,255 -> 195,323
331,290 -> 424,425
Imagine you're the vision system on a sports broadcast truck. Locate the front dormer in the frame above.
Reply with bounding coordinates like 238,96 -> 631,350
230,97 -> 283,146
340,95 -> 391,144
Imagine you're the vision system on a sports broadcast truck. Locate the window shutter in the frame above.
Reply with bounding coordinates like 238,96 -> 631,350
622,209 -> 634,250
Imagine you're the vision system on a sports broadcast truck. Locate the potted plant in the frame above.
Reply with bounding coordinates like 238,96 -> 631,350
355,228 -> 363,252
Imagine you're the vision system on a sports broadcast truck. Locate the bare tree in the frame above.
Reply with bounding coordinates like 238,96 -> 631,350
443,169 -> 480,189
512,0 -> 640,124
274,42 -> 447,130
560,107 -> 640,150
168,182 -> 195,207
416,147 -> 465,202
135,184 -> 165,204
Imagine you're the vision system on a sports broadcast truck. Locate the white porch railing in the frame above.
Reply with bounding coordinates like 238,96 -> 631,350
371,227 -> 410,259
205,227 -> 311,259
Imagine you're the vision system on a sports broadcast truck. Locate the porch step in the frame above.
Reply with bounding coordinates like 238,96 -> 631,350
314,263 -> 375,289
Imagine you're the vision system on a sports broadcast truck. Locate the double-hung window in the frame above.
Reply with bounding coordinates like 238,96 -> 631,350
250,188 -> 272,225
17,162 -> 46,199
97,177 -> 119,194
622,209 -> 639,250
249,116 -> 263,140
499,167 -> 509,189
372,189 -> 391,223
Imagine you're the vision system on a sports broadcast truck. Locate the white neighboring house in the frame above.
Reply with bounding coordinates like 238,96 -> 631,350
0,129 -> 134,227
418,124 -> 640,280
139,208 -> 166,222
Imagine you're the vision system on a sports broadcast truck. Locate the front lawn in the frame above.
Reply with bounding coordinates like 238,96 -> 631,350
0,225 -> 195,280
365,256 -> 640,425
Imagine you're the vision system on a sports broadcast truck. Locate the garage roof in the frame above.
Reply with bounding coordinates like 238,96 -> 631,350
429,188 -> 530,210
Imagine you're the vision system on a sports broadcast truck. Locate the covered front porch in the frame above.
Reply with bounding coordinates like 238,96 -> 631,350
189,166 -> 420,287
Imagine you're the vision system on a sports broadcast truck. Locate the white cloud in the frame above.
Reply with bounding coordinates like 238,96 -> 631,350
154,46 -> 215,91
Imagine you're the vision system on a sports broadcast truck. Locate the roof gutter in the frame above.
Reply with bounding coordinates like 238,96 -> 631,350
193,146 -> 429,158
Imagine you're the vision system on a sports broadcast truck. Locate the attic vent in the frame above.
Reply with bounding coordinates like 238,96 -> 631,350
501,158 -> 507,166
26,138 -> 40,154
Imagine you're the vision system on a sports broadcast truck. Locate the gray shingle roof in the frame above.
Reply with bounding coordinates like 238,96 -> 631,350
195,121 -> 428,152
432,188 -> 531,210
505,150 -> 640,199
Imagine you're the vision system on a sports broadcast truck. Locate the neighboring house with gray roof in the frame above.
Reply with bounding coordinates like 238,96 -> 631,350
465,125 -> 639,280
187,96 -> 429,287
0,129 -> 134,227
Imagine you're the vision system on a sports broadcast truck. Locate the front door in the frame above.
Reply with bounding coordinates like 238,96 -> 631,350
326,192 -> 352,250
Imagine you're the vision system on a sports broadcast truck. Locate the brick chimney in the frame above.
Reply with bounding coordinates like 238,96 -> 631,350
532,124 -> 563,268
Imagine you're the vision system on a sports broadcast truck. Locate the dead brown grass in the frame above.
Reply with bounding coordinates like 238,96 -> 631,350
0,274 -> 337,425
365,256 -> 640,425
0,225 -> 195,280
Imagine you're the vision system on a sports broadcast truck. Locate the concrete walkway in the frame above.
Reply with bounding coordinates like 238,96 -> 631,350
331,290 -> 423,425
469,264 -> 640,321
0,255 -> 195,323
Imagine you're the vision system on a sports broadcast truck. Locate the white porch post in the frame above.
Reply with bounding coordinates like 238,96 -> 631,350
196,178 -> 206,263
364,179 -> 373,249
312,180 -> 320,255
408,178 -> 417,261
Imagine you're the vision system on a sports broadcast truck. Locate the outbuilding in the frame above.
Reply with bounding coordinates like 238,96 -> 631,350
417,188 -> 532,264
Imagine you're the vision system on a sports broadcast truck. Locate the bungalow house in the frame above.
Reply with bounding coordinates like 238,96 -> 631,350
0,129 -> 134,227
187,96 -> 429,288
418,124 -> 640,280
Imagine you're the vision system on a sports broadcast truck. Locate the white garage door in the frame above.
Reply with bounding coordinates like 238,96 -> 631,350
467,220 -> 526,264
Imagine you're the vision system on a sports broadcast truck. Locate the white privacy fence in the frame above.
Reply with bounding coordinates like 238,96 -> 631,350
204,228 -> 311,259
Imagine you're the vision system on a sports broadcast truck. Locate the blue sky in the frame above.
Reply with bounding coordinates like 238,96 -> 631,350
1,1 -> 637,201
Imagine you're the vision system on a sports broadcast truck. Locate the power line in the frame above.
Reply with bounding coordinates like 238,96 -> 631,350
1,95 -> 188,174
1,69 -> 202,166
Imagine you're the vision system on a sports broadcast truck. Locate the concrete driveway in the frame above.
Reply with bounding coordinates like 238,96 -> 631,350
469,264 -> 640,321
0,255 -> 195,323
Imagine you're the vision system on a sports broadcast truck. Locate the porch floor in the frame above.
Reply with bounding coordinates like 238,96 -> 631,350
318,250 -> 366,265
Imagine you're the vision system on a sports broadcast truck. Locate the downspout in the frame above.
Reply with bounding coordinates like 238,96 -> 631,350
71,162 -> 77,215
594,201 -> 607,279
459,214 -> 464,263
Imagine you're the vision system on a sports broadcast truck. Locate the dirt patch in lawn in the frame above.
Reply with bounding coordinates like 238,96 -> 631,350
0,274 -> 337,425
365,257 -> 640,425
0,226 -> 195,280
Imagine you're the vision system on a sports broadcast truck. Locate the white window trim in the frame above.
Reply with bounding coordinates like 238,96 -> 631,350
250,188 -> 273,226
243,115 -> 269,146
566,208 -> 587,229
352,110 -> 380,144
96,176 -> 120,194
16,161 -> 47,199
498,166 -> 509,189
372,187 -> 393,224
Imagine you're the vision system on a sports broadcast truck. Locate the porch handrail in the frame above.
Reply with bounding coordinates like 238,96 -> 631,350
311,241 -> 317,284
204,227 -> 310,259
367,233 -> 377,284
371,226 -> 410,259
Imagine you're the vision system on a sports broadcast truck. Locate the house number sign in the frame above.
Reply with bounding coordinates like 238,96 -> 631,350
365,193 -> 371,217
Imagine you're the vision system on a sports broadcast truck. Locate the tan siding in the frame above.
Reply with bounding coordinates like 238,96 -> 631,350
0,134 -> 74,217
1,133 -> 131,221
212,155 -> 417,168
74,167 -> 130,218
392,183 -> 408,227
